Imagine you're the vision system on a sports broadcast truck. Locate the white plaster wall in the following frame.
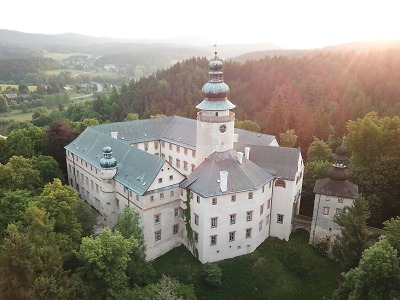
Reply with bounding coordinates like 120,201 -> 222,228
196,116 -> 234,166
269,180 -> 297,241
148,162 -> 185,191
309,194 -> 354,245
190,185 -> 272,263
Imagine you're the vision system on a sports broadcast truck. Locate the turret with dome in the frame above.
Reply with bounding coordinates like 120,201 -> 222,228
196,52 -> 236,165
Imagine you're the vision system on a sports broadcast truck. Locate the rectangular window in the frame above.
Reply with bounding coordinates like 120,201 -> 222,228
196,195 -> 200,203
191,164 -> 196,172
158,178 -> 163,183
277,214 -> 284,224
194,231 -> 199,243
161,141 -> 165,148
194,214 -> 199,225
155,230 -> 161,242
267,198 -> 271,209
154,142 -> 158,150
192,150 -> 196,158
323,207 -> 330,215
176,145 -> 180,153
86,190 -> 89,199
229,231 -> 236,242
169,143 -> 172,150
259,220 -> 263,231
262,185 -> 265,193
248,192 -> 253,199
136,194 -> 139,201
86,176 -> 89,185
174,208 -> 179,217
212,197 -> 217,205
176,159 -> 180,168
168,156 -> 173,164
184,161 -> 188,171
260,204 -> 264,215
266,214 -> 270,225
173,224 -> 179,234
336,208 -> 342,216
246,211 -> 253,221
190,192 -> 193,199
150,195 -> 154,202
154,214 -> 161,225
161,153 -> 165,159
170,190 -> 174,197
231,194 -> 236,202
230,214 -> 236,225
181,189 -> 184,196
95,183 -> 99,194
160,193 -> 164,200
210,235 -> 217,246
91,180 -> 94,190
211,217 -> 218,228
144,142 -> 149,151
169,175 -> 173,181
184,148 -> 188,155
130,190 -> 133,197
246,228 -> 252,238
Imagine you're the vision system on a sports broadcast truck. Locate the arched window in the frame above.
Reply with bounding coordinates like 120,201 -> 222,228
275,179 -> 286,188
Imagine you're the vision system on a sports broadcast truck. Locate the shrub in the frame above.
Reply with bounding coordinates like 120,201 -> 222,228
202,263 -> 222,287
314,242 -> 329,257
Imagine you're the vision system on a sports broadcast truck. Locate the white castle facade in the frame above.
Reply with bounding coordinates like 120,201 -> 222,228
65,56 -> 304,263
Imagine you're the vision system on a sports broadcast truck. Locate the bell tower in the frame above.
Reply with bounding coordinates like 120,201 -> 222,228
196,52 -> 236,165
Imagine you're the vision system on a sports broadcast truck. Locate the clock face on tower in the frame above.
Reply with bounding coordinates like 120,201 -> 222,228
219,124 -> 227,133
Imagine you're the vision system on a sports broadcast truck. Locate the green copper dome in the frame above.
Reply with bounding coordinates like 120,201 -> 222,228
100,146 -> 117,169
196,55 -> 236,111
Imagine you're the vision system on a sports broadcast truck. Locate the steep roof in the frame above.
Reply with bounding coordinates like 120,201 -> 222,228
65,127 -> 164,195
90,115 -> 275,149
181,150 -> 274,197
313,178 -> 358,199
235,144 -> 301,180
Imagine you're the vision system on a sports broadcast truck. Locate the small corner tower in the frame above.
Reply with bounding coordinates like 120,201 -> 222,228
100,145 -> 117,192
310,143 -> 358,246
196,52 -> 236,166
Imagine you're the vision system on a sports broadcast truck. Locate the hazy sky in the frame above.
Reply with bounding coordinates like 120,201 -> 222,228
1,0 -> 399,49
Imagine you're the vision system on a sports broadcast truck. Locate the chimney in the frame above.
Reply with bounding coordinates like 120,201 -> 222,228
244,147 -> 250,160
237,152 -> 243,164
220,171 -> 228,192
111,132 -> 118,139
233,133 -> 239,143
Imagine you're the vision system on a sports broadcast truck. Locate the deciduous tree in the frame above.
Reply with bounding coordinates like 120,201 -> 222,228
332,196 -> 370,271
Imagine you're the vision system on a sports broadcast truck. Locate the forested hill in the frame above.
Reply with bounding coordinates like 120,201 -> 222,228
117,47 -> 400,151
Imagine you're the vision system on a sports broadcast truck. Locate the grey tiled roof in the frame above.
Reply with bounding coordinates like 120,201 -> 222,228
90,115 -> 275,149
313,178 -> 358,199
180,150 -> 274,197
65,127 -> 164,195
235,144 -> 301,180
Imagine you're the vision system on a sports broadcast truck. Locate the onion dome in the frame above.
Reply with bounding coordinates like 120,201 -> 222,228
327,143 -> 349,181
196,52 -> 236,111
100,146 -> 117,169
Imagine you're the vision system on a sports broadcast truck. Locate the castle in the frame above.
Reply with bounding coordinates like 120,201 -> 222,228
65,55 -> 304,263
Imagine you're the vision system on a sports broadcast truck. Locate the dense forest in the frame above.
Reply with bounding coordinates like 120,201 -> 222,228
1,43 -> 400,298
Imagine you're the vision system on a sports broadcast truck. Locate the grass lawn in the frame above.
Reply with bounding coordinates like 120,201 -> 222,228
152,231 -> 340,300
0,83 -> 36,92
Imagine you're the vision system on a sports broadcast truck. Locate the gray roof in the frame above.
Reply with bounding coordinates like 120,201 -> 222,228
181,150 -> 274,197
90,115 -> 275,149
313,178 -> 358,199
65,127 -> 164,195
235,144 -> 301,180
